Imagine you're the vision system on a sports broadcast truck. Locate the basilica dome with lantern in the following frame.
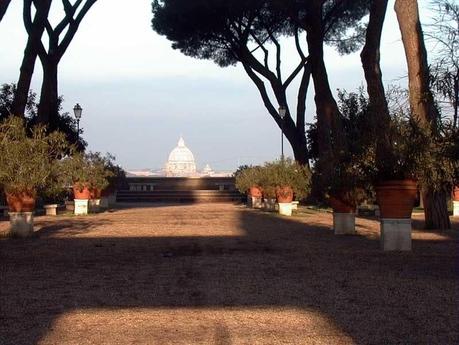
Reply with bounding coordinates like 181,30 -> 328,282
165,137 -> 197,177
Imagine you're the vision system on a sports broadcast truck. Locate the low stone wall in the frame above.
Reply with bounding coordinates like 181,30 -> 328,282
125,177 -> 236,192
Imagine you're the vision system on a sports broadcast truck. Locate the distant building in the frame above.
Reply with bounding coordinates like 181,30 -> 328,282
165,137 -> 197,177
126,136 -> 233,178
202,163 -> 214,176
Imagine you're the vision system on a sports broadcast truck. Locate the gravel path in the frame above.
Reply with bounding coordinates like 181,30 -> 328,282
0,204 -> 458,345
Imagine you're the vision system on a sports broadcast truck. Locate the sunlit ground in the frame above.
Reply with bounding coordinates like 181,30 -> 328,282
40,307 -> 353,345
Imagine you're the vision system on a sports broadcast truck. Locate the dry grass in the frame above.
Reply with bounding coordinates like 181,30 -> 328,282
0,203 -> 458,345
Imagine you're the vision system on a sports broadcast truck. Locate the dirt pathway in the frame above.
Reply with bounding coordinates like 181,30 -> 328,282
0,204 -> 458,345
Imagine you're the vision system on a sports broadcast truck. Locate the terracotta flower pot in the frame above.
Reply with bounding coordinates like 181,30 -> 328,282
452,186 -> 459,202
90,188 -> 102,199
276,186 -> 294,203
6,191 -> 36,212
248,186 -> 263,198
73,184 -> 91,199
329,194 -> 355,213
375,180 -> 417,218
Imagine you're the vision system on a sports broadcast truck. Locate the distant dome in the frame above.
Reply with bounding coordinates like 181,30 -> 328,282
165,137 -> 197,177
202,163 -> 214,176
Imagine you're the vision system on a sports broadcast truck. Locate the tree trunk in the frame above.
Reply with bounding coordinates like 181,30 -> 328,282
0,0 -> 11,22
395,0 -> 451,230
422,190 -> 451,230
286,125 -> 309,165
394,0 -> 439,128
361,0 -> 390,122
361,0 -> 392,164
454,73 -> 458,128
12,0 -> 51,117
12,40 -> 38,117
37,59 -> 59,129
305,3 -> 343,158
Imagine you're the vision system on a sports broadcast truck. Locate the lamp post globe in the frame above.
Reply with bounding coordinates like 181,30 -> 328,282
278,105 -> 287,119
278,106 -> 287,159
73,103 -> 82,141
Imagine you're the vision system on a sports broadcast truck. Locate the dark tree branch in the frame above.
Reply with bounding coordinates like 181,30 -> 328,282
296,61 -> 312,132
0,0 -> 11,23
294,27 -> 306,60
268,31 -> 282,81
250,32 -> 270,70
241,62 -> 279,122
284,57 -> 308,89
57,0 -> 97,60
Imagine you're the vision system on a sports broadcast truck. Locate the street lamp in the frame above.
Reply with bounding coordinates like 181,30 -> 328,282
278,105 -> 287,160
73,103 -> 82,141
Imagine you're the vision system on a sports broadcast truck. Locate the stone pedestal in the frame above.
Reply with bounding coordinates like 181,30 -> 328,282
291,201 -> 299,210
100,197 -> 109,209
9,212 -> 34,237
74,199 -> 89,215
89,199 -> 101,213
44,204 -> 58,216
65,200 -> 74,212
278,202 -> 293,216
333,213 -> 356,235
248,196 -> 262,209
108,193 -> 117,207
263,198 -> 276,211
380,218 -> 412,251
453,201 -> 459,217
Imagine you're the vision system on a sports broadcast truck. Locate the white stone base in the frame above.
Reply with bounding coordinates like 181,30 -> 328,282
453,201 -> 459,217
263,198 -> 276,211
278,202 -> 293,216
65,201 -> 74,212
100,197 -> 109,208
291,201 -> 299,210
380,218 -> 412,251
108,193 -> 117,207
9,212 -> 34,237
74,199 -> 89,215
89,199 -> 101,213
333,213 -> 356,235
44,204 -> 58,216
248,196 -> 263,209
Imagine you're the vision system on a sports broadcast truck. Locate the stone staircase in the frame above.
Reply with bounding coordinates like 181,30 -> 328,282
116,189 -> 244,203
117,177 -> 245,203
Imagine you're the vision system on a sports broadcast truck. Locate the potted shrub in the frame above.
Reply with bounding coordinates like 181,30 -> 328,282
307,90 -> 375,233
60,152 -> 112,215
258,166 -> 277,212
264,158 -> 311,216
0,117 -> 68,236
39,182 -> 68,216
86,152 -> 113,212
449,127 -> 459,216
100,154 -> 127,208
59,153 -> 91,215
368,99 -> 459,248
235,165 -> 263,208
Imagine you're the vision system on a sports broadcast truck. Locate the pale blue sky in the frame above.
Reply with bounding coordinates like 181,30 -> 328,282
0,0 -> 429,171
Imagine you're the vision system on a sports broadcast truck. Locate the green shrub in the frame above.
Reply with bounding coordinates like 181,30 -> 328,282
235,165 -> 263,194
263,158 -> 311,200
0,116 -> 70,196
59,152 -> 114,191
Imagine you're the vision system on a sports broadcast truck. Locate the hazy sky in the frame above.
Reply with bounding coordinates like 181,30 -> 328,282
0,1 -> 431,171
